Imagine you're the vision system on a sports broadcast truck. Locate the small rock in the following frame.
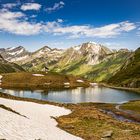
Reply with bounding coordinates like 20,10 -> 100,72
90,83 -> 98,86
102,130 -> 113,138
32,74 -> 44,77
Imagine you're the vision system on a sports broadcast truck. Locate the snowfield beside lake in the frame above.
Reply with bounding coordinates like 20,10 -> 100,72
0,98 -> 82,140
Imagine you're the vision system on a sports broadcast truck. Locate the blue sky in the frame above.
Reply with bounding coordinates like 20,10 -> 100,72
0,0 -> 140,51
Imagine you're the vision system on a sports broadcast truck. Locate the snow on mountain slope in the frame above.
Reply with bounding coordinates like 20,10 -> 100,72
64,42 -> 112,65
0,42 -> 130,74
0,46 -> 30,62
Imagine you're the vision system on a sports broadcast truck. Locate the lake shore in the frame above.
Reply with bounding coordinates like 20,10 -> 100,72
0,92 -> 140,140
101,83 -> 140,93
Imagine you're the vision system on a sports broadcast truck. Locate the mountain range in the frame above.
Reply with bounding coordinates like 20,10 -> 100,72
0,41 -> 139,88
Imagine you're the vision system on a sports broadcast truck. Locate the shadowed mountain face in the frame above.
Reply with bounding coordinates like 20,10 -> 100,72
0,54 -> 24,73
0,42 -> 133,82
108,48 -> 140,88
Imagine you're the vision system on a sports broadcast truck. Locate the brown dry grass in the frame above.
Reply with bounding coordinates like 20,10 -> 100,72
57,103 -> 140,140
1,72 -> 90,90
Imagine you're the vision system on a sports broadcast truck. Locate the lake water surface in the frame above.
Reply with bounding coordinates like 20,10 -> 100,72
1,86 -> 140,103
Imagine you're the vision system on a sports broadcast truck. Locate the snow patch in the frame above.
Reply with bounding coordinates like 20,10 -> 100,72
0,75 -> 3,79
88,41 -> 97,45
0,98 -> 82,140
64,82 -> 70,85
90,83 -> 98,86
77,80 -> 84,83
11,55 -> 28,62
8,48 -> 24,55
32,74 -> 44,77
44,83 -> 51,85
7,47 -> 16,51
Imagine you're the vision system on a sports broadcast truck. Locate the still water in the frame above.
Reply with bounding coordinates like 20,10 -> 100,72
1,86 -> 140,103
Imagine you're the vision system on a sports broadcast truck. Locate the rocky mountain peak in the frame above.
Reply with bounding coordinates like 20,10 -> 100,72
40,46 -> 52,52
118,48 -> 130,52
0,42 -> 132,68
87,41 -> 98,45
80,42 -> 101,54
0,46 -> 30,62
64,42 -> 112,65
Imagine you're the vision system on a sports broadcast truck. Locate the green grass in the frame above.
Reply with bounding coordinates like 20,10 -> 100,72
120,101 -> 140,114
0,62 -> 24,73
108,48 -> 140,88
51,52 -> 130,83
21,50 -> 131,83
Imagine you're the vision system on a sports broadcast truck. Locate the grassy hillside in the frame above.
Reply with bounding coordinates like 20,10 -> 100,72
108,48 -> 140,88
0,62 -> 24,73
1,72 -> 90,90
120,101 -> 140,114
18,43 -> 132,83
52,52 -> 131,82
0,54 -> 24,73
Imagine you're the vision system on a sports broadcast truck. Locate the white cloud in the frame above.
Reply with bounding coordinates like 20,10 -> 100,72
45,1 -> 65,13
2,3 -> 17,9
0,9 -> 24,19
0,9 -> 136,37
57,19 -> 64,23
30,15 -> 37,18
21,3 -> 41,11
43,21 -> 136,38
0,9 -> 42,35
137,28 -> 140,36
